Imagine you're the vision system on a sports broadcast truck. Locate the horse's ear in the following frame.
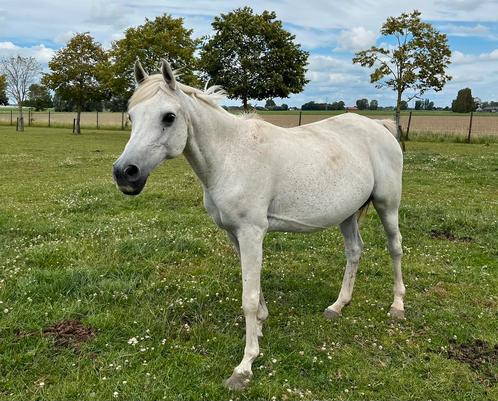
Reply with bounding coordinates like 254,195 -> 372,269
134,59 -> 148,84
161,58 -> 176,91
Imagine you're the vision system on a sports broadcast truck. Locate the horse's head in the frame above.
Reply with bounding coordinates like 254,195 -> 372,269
113,59 -> 189,195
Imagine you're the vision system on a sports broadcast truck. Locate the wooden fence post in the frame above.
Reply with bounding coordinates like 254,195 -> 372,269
97,111 -> 99,129
406,111 -> 412,141
28,109 -> 31,126
467,111 -> 473,143
298,111 -> 302,126
48,111 -> 51,128
10,110 -> 13,126
72,118 -> 76,133
121,111 -> 125,130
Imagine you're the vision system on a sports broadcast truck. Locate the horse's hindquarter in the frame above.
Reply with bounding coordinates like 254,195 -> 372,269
265,115 -> 381,232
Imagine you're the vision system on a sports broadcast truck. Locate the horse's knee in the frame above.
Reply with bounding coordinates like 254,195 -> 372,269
242,294 -> 259,314
346,242 -> 362,264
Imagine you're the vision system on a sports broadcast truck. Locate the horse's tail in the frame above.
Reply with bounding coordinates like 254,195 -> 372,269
375,119 -> 397,137
356,197 -> 372,225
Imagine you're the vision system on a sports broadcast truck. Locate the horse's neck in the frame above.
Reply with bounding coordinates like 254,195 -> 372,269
183,101 -> 240,188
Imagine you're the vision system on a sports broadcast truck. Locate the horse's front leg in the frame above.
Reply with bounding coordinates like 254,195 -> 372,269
224,225 -> 266,391
226,229 -> 268,338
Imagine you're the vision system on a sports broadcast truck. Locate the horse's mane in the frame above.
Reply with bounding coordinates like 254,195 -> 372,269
128,74 -> 226,110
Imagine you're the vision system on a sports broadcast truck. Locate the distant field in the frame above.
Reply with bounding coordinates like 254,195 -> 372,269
1,109 -> 497,137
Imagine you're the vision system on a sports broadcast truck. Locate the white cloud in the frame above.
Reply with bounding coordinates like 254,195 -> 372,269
336,27 -> 377,52
0,42 -> 55,64
439,23 -> 498,40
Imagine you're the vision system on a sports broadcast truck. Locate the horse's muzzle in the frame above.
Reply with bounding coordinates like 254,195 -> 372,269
112,163 -> 148,195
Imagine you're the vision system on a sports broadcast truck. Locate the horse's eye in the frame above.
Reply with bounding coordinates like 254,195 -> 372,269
162,112 -> 176,124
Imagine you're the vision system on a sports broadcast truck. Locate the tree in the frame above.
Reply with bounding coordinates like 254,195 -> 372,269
356,98 -> 369,110
43,33 -> 107,134
0,74 -> 8,105
0,56 -> 41,131
451,88 -> 475,113
353,10 -> 451,141
400,100 -> 408,110
369,99 -> 378,110
265,99 -> 276,109
25,84 -> 53,111
423,98 -> 434,110
415,99 -> 423,110
106,14 -> 200,106
199,7 -> 309,110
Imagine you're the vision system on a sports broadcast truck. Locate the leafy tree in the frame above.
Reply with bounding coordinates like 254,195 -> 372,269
369,99 -> 378,110
353,10 -> 451,141
0,56 -> 41,131
415,100 -> 423,110
0,74 -> 8,105
199,7 -> 309,110
106,14 -> 200,106
43,33 -> 107,134
400,100 -> 408,110
356,98 -> 369,110
281,103 -> 289,110
25,84 -> 53,111
265,99 -> 277,109
451,88 -> 475,113
423,98 -> 434,110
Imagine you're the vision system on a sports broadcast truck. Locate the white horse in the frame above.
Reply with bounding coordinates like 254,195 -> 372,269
113,59 -> 405,390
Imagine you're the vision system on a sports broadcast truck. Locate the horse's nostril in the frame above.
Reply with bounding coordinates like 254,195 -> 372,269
124,164 -> 139,178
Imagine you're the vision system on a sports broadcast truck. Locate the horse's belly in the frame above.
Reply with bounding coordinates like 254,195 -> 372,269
267,168 -> 373,232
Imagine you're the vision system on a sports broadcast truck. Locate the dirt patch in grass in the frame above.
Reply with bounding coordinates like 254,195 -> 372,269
447,339 -> 498,386
18,320 -> 95,351
430,229 -> 473,242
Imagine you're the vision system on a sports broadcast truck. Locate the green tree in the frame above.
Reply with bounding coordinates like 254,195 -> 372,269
106,14 -> 200,106
353,10 -> 451,141
400,100 -> 408,110
356,98 -> 369,110
0,74 -> 8,105
199,7 -> 309,110
423,98 -> 434,110
43,33 -> 107,134
25,84 -> 53,111
415,99 -> 423,110
265,99 -> 277,109
369,99 -> 378,110
451,88 -> 475,113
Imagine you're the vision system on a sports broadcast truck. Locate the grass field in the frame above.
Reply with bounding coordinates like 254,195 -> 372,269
0,126 -> 497,400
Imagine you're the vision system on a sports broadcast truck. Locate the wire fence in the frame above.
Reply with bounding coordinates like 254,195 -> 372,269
1,110 -> 497,140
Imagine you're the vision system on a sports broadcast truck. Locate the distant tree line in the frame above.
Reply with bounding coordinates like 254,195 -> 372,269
301,100 -> 345,111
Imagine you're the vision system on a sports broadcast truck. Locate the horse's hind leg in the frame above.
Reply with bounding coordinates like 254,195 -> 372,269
324,214 -> 363,319
372,199 -> 405,319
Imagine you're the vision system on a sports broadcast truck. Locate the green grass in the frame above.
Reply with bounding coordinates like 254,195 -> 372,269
0,126 -> 497,400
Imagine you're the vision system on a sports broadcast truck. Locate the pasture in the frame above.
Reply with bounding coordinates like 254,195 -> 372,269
0,125 -> 497,400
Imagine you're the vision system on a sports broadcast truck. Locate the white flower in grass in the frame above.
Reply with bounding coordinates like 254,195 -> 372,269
127,337 -> 138,345
113,391 -> 119,398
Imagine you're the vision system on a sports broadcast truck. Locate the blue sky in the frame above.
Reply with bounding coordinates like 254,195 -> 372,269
1,0 -> 498,107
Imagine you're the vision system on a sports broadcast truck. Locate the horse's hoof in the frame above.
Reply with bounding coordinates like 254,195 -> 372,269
323,308 -> 341,320
223,371 -> 252,391
389,307 -> 405,320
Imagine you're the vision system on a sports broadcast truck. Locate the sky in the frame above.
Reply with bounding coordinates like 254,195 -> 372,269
1,0 -> 498,108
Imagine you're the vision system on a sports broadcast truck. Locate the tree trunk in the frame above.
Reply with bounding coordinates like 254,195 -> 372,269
17,106 -> 24,132
395,90 -> 402,142
75,108 -> 81,134
242,96 -> 248,111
